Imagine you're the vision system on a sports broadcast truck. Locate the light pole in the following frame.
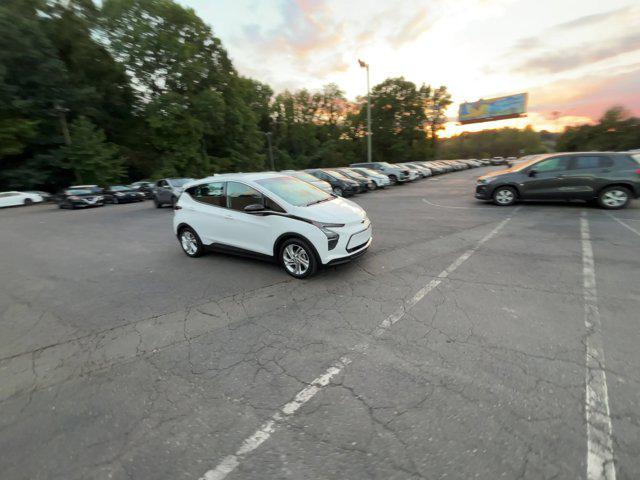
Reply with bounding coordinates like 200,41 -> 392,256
54,104 -> 71,146
264,132 -> 275,170
358,59 -> 372,163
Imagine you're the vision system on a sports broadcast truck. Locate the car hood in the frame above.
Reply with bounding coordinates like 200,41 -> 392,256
477,166 -> 520,181
292,197 -> 367,224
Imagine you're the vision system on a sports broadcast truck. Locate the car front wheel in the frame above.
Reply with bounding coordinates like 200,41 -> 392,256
493,186 -> 517,206
333,187 -> 343,197
598,186 -> 631,209
279,238 -> 317,279
179,227 -> 204,257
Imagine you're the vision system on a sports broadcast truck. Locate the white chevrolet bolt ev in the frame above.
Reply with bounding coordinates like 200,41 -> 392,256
173,173 -> 372,278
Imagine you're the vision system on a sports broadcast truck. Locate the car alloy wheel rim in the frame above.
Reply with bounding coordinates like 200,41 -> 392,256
602,190 -> 627,207
181,231 -> 198,255
496,189 -> 514,204
283,244 -> 310,275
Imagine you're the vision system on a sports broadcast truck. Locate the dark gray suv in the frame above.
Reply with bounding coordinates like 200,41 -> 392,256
475,152 -> 640,209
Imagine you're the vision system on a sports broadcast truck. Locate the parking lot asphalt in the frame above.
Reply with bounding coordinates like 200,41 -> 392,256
1,167 -> 639,480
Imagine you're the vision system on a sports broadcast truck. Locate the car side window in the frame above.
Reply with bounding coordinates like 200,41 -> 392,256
188,182 -> 225,207
572,156 -> 602,170
157,180 -> 168,188
532,157 -> 569,173
226,182 -> 264,212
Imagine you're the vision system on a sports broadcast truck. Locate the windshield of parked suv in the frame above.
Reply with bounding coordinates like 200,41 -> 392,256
289,171 -> 323,183
168,178 -> 192,187
110,186 -> 131,191
325,170 -> 351,181
257,176 -> 333,207
66,189 -> 92,195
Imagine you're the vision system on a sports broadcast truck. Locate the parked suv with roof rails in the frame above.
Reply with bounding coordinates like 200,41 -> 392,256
350,162 -> 410,184
154,178 -> 194,208
476,152 -> 640,209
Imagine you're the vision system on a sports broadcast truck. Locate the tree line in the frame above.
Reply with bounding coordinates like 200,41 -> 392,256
0,0 -> 451,191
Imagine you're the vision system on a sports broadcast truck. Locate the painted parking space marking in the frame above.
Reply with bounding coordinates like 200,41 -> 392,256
581,212 -> 616,480
422,198 -> 497,210
199,211 -> 518,480
606,212 -> 640,237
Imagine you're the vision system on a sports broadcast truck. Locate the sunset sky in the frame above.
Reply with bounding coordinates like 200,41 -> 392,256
181,0 -> 640,136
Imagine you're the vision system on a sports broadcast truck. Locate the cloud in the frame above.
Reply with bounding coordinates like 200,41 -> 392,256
516,32 -> 640,74
550,6 -> 633,31
386,7 -> 433,47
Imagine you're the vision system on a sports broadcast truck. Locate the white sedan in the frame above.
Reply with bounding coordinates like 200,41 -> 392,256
0,191 -> 44,208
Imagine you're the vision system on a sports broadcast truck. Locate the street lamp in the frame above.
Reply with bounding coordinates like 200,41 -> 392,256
358,59 -> 372,163
264,132 -> 275,171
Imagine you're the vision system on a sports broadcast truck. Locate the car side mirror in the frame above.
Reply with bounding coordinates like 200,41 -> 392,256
244,203 -> 265,213
528,170 -> 537,177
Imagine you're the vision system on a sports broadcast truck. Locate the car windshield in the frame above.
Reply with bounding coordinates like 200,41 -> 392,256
66,189 -> 92,195
325,170 -> 351,181
110,186 -> 130,191
290,171 -> 322,183
168,178 -> 192,187
630,153 -> 640,164
257,176 -> 333,207
379,162 -> 394,168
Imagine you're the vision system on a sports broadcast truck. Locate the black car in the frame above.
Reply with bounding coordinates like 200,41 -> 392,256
476,152 -> 640,209
306,169 -> 360,197
57,187 -> 105,209
335,168 -> 375,192
130,181 -> 155,199
104,185 -> 146,204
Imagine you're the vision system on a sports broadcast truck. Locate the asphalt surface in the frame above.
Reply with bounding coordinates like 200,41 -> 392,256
1,168 -> 639,480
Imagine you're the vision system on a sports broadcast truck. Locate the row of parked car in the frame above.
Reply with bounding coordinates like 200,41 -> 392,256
0,159 -> 493,210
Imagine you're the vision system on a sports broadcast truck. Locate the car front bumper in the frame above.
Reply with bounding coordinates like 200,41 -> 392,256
475,184 -> 493,199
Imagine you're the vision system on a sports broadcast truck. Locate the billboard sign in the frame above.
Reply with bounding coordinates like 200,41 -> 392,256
458,93 -> 528,124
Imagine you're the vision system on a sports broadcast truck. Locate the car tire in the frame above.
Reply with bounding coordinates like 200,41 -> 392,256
389,175 -> 398,185
154,198 -> 162,208
279,238 -> 318,279
178,227 -> 205,258
598,186 -> 631,210
493,186 -> 518,206
171,196 -> 177,209
113,197 -> 119,205
24,198 -> 33,206
333,187 -> 343,197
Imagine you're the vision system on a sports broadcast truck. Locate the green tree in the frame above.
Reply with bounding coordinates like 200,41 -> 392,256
439,126 -> 547,159
56,116 -> 125,184
556,106 -> 640,152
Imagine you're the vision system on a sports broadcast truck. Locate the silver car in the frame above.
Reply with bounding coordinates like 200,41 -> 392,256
154,178 -> 194,208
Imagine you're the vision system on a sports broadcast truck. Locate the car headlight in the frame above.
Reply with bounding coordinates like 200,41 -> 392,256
311,220 -> 343,240
115,192 -> 124,196
68,195 -> 80,200
477,177 -> 495,185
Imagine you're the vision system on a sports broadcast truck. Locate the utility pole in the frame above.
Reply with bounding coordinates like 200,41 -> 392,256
358,59 -> 372,162
264,132 -> 275,170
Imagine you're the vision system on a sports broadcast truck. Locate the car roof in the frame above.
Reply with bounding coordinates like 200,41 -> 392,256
184,172 -> 289,188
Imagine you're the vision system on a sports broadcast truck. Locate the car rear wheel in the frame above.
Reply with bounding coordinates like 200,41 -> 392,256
598,186 -> 631,210
389,175 -> 398,185
179,227 -> 204,257
493,186 -> 517,206
279,238 -> 317,279
23,198 -> 33,206
113,197 -> 119,204
154,198 -> 162,208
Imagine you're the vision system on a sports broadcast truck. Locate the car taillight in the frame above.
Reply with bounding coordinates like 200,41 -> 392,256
636,168 -> 640,175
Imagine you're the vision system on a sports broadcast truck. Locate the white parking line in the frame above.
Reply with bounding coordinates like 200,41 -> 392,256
606,212 -> 640,237
422,198 -> 497,210
199,212 -> 518,480
581,213 -> 616,480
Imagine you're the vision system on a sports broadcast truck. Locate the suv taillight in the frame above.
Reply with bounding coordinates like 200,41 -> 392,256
636,168 -> 640,175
